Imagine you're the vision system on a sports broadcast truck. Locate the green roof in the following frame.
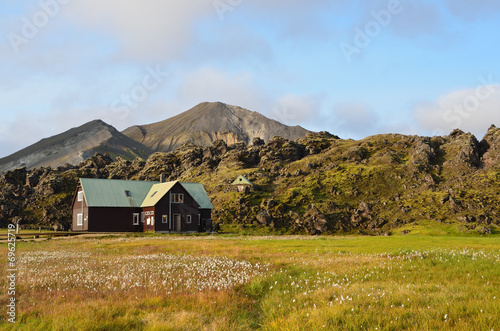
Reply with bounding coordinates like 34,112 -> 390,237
231,175 -> 253,186
181,182 -> 214,209
80,178 -> 158,207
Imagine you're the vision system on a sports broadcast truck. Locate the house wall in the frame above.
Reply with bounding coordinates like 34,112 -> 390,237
72,186 -> 89,231
154,182 -> 200,233
200,209 -> 212,232
87,207 -> 143,232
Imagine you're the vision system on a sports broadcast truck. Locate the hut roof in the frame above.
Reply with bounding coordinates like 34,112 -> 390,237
231,175 -> 253,186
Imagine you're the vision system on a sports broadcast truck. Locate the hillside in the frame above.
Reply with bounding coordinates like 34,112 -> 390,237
1,126 -> 499,235
0,120 -> 152,173
122,102 -> 310,152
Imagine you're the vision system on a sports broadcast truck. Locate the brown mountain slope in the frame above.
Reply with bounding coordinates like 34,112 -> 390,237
0,120 -> 152,173
122,102 -> 310,152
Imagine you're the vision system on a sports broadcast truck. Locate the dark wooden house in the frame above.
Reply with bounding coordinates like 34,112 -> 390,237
72,178 -> 212,233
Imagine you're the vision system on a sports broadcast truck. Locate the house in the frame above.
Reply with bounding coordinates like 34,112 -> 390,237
72,178 -> 213,233
141,181 -> 213,233
231,175 -> 253,192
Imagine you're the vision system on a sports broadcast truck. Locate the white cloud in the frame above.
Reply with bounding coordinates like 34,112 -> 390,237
64,0 -> 215,61
270,94 -> 323,126
174,67 -> 270,113
414,84 -> 500,137
329,103 -> 379,137
62,0 -> 339,62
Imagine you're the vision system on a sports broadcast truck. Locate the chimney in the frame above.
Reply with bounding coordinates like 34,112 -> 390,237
160,174 -> 166,183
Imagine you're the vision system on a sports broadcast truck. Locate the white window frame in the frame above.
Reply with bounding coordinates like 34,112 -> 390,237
171,193 -> 184,203
162,215 -> 168,223
133,213 -> 140,225
186,215 -> 192,224
77,213 -> 83,226
151,216 -> 155,226
77,191 -> 83,202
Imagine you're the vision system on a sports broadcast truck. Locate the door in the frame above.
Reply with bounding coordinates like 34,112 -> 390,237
174,214 -> 181,232
143,213 -> 155,232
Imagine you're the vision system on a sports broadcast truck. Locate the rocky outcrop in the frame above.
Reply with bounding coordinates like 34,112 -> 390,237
480,125 -> 500,168
441,129 -> 482,172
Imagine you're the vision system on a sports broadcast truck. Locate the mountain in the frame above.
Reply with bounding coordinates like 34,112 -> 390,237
0,120 -> 152,173
122,102 -> 310,152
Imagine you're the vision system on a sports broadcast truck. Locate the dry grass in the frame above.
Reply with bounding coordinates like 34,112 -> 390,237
0,234 -> 499,330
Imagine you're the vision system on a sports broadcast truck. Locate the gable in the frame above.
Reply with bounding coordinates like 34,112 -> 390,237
141,181 -> 178,207
141,181 -> 213,209
80,178 -> 158,208
231,175 -> 252,186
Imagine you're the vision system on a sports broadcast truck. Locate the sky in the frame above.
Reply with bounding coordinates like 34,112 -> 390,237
1,0 -> 500,158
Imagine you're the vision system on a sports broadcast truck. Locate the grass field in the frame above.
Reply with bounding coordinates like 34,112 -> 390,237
1,234 -> 499,330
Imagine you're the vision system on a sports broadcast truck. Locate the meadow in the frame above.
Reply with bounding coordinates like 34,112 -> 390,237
0,234 -> 499,330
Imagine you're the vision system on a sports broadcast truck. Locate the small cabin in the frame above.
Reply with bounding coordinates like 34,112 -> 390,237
231,175 -> 253,193
72,178 -> 212,233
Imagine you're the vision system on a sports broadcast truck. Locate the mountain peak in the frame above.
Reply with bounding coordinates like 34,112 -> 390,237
122,102 -> 310,152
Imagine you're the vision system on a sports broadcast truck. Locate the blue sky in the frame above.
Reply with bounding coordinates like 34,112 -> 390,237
1,0 -> 500,158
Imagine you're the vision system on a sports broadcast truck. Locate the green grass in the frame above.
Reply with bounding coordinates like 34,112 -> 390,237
1,234 -> 499,330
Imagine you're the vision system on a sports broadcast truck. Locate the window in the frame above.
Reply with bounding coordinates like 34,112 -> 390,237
77,191 -> 83,202
186,215 -> 192,224
77,213 -> 83,226
146,218 -> 150,225
133,213 -> 140,225
162,215 -> 168,223
171,193 -> 184,203
125,190 -> 131,197
151,217 -> 155,226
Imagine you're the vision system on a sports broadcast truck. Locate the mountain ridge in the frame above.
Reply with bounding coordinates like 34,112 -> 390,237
0,102 -> 311,173
122,102 -> 310,152
0,120 -> 152,173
